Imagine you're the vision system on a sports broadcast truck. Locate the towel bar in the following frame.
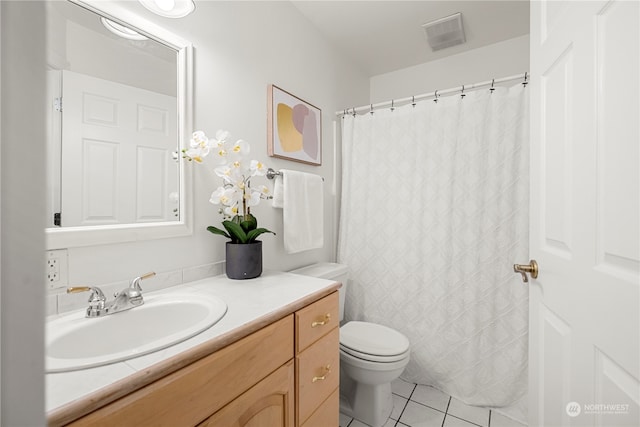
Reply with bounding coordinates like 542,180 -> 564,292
266,168 -> 281,180
266,168 -> 324,181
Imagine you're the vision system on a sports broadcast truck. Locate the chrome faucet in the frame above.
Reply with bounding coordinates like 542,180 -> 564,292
67,272 -> 156,318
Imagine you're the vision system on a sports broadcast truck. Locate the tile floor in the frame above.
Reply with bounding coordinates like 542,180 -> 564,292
339,379 -> 527,427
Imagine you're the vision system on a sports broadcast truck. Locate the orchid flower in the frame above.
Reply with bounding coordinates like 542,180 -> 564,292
223,204 -> 240,217
187,129 -> 275,244
212,129 -> 230,147
249,160 -> 267,176
183,146 -> 206,163
245,190 -> 261,207
190,130 -> 210,149
210,147 -> 228,165
228,139 -> 250,161
209,187 -> 241,207
253,185 -> 270,198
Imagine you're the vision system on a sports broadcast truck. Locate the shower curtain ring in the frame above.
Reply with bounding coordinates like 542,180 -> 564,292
412,96 -> 416,107
433,90 -> 439,103
490,79 -> 495,93
352,107 -> 356,117
390,100 -> 395,111
523,72 -> 529,86
461,85 -> 466,98
370,104 -> 374,115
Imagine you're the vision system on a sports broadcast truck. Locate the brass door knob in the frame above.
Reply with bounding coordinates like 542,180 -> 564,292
514,260 -> 538,283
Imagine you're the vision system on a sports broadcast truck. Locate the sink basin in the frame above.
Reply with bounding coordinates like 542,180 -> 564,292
46,291 -> 227,373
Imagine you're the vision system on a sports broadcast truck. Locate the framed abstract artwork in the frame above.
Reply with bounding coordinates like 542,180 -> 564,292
267,84 -> 322,165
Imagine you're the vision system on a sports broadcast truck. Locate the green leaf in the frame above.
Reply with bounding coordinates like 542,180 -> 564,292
246,228 -> 275,243
222,220 -> 248,243
240,213 -> 258,233
208,218 -> 274,244
206,226 -> 230,239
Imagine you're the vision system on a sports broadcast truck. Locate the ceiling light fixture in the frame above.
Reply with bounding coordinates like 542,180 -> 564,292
101,18 -> 148,41
138,0 -> 195,18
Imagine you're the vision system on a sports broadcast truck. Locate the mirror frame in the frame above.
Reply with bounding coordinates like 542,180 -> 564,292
46,0 -> 193,249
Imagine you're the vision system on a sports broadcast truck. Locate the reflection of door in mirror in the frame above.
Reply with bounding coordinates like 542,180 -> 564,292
59,70 -> 178,227
46,0 -> 180,228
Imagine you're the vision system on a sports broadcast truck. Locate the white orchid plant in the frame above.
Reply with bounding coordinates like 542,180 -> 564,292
183,130 -> 275,244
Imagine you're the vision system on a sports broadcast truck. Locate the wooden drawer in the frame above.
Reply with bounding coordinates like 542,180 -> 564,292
296,327 -> 340,425
301,388 -> 339,427
295,292 -> 339,353
69,315 -> 294,427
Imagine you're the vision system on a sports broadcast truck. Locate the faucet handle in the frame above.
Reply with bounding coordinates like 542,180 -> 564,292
130,272 -> 156,292
67,286 -> 106,317
67,286 -> 91,293
67,286 -> 106,302
139,272 -> 156,281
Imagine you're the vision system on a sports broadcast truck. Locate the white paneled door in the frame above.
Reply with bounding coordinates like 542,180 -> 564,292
529,1 -> 639,426
61,70 -> 178,227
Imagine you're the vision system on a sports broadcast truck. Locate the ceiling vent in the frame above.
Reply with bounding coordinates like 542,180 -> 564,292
422,13 -> 466,51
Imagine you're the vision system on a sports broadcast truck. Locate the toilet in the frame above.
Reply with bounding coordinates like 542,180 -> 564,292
291,263 -> 410,427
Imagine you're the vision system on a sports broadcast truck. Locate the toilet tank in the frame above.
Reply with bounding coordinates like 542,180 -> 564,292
290,262 -> 348,321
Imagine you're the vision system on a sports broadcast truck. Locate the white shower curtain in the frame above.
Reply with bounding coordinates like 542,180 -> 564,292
338,84 -> 529,409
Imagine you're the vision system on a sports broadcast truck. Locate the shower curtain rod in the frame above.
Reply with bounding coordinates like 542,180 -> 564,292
335,72 -> 529,117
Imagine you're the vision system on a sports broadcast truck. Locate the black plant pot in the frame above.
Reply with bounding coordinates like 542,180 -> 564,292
225,241 -> 263,280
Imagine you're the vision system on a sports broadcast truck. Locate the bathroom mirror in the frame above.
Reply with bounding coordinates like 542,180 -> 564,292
45,0 -> 193,249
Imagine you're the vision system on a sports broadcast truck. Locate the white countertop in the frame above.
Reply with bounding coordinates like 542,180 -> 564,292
46,270 -> 338,415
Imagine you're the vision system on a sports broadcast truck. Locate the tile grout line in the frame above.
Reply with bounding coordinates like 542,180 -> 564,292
394,383 -> 417,427
406,386 -> 451,416
441,396 -> 452,427
446,413 -> 485,427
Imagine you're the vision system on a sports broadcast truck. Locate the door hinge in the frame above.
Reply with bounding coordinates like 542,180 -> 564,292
54,97 -> 62,112
54,212 -> 61,227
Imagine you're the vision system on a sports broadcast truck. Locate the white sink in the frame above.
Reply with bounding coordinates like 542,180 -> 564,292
46,291 -> 227,373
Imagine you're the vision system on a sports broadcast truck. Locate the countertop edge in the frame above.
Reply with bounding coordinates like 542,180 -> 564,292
47,281 -> 341,426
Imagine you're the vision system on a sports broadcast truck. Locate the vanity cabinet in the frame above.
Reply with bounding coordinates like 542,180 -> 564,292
63,291 -> 339,427
197,361 -> 295,427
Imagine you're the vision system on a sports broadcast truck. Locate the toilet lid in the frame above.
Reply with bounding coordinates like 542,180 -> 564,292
340,321 -> 410,358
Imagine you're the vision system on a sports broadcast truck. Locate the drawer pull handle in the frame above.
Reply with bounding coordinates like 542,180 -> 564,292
311,314 -> 331,328
312,365 -> 331,383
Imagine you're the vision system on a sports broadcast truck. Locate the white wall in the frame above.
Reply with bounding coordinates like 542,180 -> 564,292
1,1 -> 47,425
370,35 -> 530,104
48,1 -> 369,316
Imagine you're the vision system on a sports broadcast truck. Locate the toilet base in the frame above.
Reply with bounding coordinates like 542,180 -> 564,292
339,394 -> 354,418
340,369 -> 393,427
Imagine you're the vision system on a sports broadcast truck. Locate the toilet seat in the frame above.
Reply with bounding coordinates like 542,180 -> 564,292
340,344 -> 410,363
340,321 -> 410,363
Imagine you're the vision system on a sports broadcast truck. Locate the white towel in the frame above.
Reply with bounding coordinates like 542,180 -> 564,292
271,174 -> 284,208
281,169 -> 324,253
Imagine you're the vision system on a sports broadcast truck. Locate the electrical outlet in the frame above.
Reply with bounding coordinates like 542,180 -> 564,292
46,249 -> 68,290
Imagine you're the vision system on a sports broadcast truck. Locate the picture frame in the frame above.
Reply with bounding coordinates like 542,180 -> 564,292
267,84 -> 322,165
